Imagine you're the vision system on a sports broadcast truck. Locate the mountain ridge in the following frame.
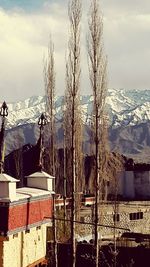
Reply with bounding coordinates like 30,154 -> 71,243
2,88 -> 150,158
2,88 -> 150,129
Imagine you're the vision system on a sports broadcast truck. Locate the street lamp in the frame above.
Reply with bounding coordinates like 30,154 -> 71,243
37,113 -> 47,171
38,113 -> 47,130
0,101 -> 8,173
0,101 -> 8,118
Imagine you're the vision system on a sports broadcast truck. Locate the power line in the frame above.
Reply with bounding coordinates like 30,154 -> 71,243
44,216 -> 130,232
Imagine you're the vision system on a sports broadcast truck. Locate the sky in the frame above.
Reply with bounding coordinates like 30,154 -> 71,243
0,0 -> 150,102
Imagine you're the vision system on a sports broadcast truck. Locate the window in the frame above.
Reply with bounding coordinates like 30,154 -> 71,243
129,212 -> 143,220
13,233 -> 18,238
130,213 -> 136,220
80,217 -> 85,223
137,212 -> 143,219
47,226 -> 53,241
25,229 -> 30,234
113,214 -> 120,222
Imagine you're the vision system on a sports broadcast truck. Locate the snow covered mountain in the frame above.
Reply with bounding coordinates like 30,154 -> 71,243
107,88 -> 150,127
3,88 -> 150,129
2,88 -> 150,157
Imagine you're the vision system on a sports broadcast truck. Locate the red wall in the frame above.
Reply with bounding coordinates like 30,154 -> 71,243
8,198 -> 53,231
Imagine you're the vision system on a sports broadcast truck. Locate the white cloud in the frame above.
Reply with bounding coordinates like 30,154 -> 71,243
0,0 -> 150,102
0,4 -> 68,101
102,3 -> 150,90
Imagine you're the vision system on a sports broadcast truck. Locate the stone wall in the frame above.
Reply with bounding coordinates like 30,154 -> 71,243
78,202 -> 150,238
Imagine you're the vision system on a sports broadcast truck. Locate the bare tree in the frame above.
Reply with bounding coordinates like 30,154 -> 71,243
44,36 -> 58,267
100,115 -> 109,201
87,0 -> 108,266
44,36 -> 55,176
64,0 -> 82,266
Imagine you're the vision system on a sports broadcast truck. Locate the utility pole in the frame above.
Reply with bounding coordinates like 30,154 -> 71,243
0,101 -> 8,173
63,124 -> 67,235
95,103 -> 100,267
112,172 -> 119,267
52,192 -> 57,267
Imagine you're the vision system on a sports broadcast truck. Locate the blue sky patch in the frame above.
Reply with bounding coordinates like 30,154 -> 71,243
0,0 -> 49,11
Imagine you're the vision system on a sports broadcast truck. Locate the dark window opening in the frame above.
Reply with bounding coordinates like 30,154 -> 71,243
113,213 -> 120,222
130,212 -> 143,220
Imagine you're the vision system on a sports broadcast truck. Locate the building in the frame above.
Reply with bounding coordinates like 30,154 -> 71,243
112,166 -> 150,200
78,163 -> 150,242
0,170 -> 54,267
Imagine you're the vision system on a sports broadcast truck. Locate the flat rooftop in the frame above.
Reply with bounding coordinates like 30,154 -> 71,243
0,187 -> 54,203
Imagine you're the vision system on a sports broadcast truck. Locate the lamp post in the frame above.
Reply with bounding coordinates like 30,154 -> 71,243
0,101 -> 8,118
37,113 -> 47,171
38,113 -> 47,130
51,191 -> 58,267
0,101 -> 8,173
38,113 -> 57,267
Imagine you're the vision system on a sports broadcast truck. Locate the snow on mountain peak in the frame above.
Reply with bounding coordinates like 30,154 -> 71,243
1,88 -> 150,129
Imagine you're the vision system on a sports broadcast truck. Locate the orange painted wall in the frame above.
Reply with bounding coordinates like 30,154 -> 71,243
8,198 -> 53,231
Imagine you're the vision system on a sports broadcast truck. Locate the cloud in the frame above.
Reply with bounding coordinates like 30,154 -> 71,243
102,0 -> 150,90
0,0 -> 150,102
101,0 -> 150,16
0,4 -> 68,101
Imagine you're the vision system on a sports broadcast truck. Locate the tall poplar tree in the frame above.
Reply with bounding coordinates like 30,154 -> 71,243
44,36 -> 58,267
44,36 -> 55,176
64,0 -> 82,266
87,0 -> 108,266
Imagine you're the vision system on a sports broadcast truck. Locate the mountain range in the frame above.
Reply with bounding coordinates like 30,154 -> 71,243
2,88 -> 150,161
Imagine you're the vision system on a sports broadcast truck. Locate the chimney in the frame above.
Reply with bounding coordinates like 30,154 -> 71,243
26,171 -> 55,192
0,173 -> 19,201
